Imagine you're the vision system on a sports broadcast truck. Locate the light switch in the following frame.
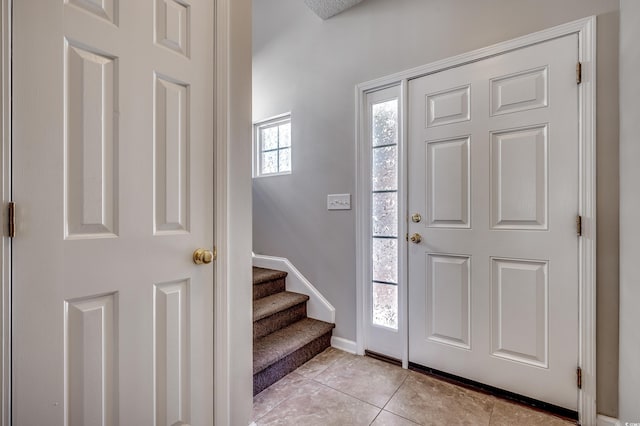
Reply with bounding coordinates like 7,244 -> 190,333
327,194 -> 351,210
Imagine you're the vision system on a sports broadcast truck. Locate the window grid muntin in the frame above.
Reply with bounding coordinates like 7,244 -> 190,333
254,115 -> 292,177
370,98 -> 399,330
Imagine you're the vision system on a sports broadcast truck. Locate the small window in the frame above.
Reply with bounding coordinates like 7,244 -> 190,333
254,114 -> 292,177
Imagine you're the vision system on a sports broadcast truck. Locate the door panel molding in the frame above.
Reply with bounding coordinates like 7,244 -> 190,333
1,0 -> 253,424
356,16 -> 596,424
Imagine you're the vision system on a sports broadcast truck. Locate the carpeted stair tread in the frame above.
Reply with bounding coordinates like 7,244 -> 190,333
253,267 -> 287,285
253,318 -> 335,375
253,291 -> 310,322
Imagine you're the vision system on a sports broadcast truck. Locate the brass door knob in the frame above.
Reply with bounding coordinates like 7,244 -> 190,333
193,248 -> 215,265
409,233 -> 422,244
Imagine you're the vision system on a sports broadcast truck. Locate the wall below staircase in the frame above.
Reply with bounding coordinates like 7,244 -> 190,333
253,254 -> 357,354
253,254 -> 335,324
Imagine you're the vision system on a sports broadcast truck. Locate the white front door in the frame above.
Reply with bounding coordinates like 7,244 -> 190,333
13,1 -> 214,424
408,34 -> 579,410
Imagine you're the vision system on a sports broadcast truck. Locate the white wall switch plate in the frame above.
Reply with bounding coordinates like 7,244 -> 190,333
327,193 -> 351,210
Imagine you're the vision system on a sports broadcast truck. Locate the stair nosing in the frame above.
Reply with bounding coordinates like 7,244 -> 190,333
253,267 -> 288,285
253,318 -> 335,374
253,291 -> 310,322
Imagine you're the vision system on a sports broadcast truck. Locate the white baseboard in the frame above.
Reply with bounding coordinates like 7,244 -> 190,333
597,414 -> 621,426
252,253 -> 335,324
331,336 -> 357,354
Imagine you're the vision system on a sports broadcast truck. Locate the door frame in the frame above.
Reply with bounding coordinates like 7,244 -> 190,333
0,0 -> 254,424
355,16 -> 596,424
0,0 -> 10,424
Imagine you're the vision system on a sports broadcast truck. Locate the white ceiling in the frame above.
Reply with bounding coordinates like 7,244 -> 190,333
303,0 -> 365,20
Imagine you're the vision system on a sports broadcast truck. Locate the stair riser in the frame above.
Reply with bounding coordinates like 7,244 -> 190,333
253,332 -> 332,396
253,278 -> 286,300
254,303 -> 307,340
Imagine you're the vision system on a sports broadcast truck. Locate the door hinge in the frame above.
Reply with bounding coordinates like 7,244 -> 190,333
576,215 -> 582,236
576,62 -> 582,84
577,366 -> 582,389
405,233 -> 409,242
7,202 -> 15,238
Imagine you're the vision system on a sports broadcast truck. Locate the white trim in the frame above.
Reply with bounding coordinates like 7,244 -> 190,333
252,113 -> 292,178
214,0 -> 253,424
252,111 -> 291,125
355,16 -> 596,425
358,86 -> 405,360
399,79 -> 409,370
331,337 -> 357,355
597,415 -> 621,426
252,253 -> 335,324
0,0 -> 9,424
355,86 -> 366,356
576,17 -> 598,426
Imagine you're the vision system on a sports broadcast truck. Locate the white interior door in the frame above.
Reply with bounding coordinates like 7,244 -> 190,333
408,34 -> 579,410
13,0 -> 214,424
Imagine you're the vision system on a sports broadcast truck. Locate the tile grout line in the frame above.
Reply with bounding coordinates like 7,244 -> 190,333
312,378 -> 384,410
368,409 -> 383,426
487,395 -> 498,426
254,349 -> 350,422
309,356 -> 415,419
252,387 -> 292,424
381,373 -> 409,411
378,374 -> 423,425
252,373 -> 314,424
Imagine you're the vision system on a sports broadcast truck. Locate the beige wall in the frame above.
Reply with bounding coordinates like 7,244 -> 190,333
618,0 -> 640,423
253,0 -> 620,416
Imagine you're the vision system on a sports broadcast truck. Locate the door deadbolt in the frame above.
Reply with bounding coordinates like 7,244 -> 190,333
411,213 -> 422,223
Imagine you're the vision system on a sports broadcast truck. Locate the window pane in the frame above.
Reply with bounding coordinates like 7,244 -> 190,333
372,99 -> 398,147
261,126 -> 278,150
372,146 -> 397,191
261,151 -> 278,174
372,282 -> 398,329
279,148 -> 291,172
279,123 -> 291,148
372,238 -> 397,283
372,192 -> 397,237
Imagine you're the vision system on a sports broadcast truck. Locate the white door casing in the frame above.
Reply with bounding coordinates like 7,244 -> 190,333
408,35 -> 579,410
13,0 -> 214,424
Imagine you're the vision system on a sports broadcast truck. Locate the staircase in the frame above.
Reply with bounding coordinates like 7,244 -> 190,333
253,267 -> 335,395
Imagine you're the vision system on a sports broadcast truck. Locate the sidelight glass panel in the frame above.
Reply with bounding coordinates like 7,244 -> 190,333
372,100 -> 398,147
373,282 -> 398,329
370,96 -> 399,330
372,145 -> 398,191
372,238 -> 398,283
372,192 -> 397,237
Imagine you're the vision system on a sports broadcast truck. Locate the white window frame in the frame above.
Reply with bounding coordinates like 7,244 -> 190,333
361,85 -> 405,360
253,113 -> 292,177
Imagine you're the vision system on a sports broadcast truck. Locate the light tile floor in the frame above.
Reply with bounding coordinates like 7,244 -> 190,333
253,348 -> 577,426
